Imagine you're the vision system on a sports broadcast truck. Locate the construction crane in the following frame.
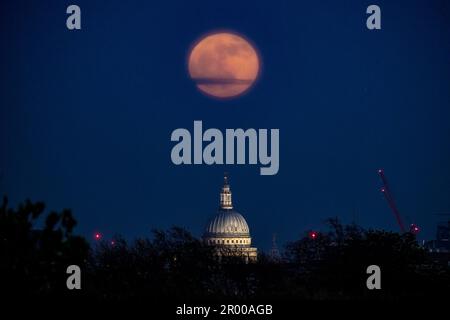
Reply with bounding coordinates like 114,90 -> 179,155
378,169 -> 415,234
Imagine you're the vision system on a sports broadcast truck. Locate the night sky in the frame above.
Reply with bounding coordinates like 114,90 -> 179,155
1,0 -> 450,251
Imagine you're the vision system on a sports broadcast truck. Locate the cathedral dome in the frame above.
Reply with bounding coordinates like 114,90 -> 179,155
203,174 -> 258,261
204,209 -> 250,238
203,174 -> 252,240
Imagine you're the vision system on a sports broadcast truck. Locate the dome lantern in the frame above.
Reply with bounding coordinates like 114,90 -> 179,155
220,173 -> 233,210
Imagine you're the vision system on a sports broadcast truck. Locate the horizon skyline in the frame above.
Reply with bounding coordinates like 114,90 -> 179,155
1,0 -> 450,253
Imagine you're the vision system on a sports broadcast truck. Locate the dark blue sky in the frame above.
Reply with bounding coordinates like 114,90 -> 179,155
1,0 -> 450,251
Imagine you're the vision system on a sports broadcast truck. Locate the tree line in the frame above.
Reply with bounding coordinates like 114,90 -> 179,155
1,197 -> 449,301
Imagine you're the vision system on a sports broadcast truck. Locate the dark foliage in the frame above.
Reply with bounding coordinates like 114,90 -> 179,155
284,218 -> 448,300
1,198 -> 449,301
0,196 -> 89,298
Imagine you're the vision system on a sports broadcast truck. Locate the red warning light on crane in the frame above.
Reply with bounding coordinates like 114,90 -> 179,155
410,224 -> 420,235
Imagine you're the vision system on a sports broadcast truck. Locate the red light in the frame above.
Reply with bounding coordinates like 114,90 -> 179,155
309,231 -> 318,240
111,240 -> 115,246
94,232 -> 102,240
410,224 -> 420,234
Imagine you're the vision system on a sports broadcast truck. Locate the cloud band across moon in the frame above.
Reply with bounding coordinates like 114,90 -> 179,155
191,78 -> 253,85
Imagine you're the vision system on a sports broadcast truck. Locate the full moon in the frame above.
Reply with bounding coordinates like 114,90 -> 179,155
188,32 -> 260,99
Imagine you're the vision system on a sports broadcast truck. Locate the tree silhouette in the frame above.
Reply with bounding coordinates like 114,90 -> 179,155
0,196 -> 89,298
1,197 -> 449,301
285,218 -> 449,300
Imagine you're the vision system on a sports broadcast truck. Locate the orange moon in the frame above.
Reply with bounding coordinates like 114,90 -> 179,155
188,32 -> 260,99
